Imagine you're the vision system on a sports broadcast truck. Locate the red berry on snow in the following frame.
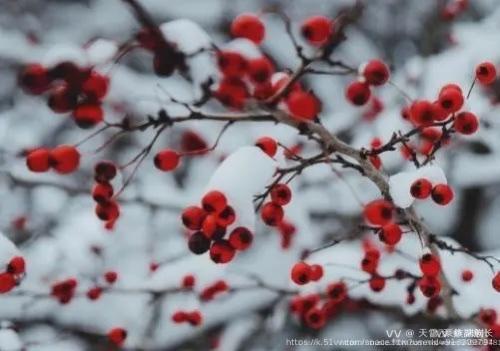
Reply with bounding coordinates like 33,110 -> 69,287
461,270 -> 473,282
248,57 -> 274,84
453,111 -> 479,135
104,271 -> 118,284
493,272 -> 500,292
172,311 -> 188,323
19,64 -> 51,94
230,13 -> 265,44
260,202 -> 284,226
410,178 -> 433,199
94,161 -> 117,183
326,282 -> 347,302
309,264 -> 324,281
255,136 -> 277,157
107,327 -> 127,347
479,308 -> 497,325
362,60 -> 390,86
286,90 -> 321,120
369,274 -> 386,292
182,274 -> 196,289
431,184 -> 454,205
187,311 -> 203,326
95,201 -> 120,221
86,287 -> 102,300
291,261 -> 312,285
301,16 -> 333,46
418,275 -> 441,298
363,199 -> 394,226
410,100 -> 436,126
475,61 -> 497,85
48,84 -> 78,113
188,232 -> 211,255
182,206 -> 207,230
202,191 -> 227,213
49,145 -> 80,174
209,240 -> 235,264
26,148 -> 50,172
180,130 -> 207,153
270,183 -> 292,206
73,103 -> 104,128
0,273 -> 16,294
7,256 -> 26,275
305,308 -> 326,329
379,223 -> 402,246
82,71 -> 109,100
154,149 -> 180,171
217,51 -> 248,77
419,253 -> 441,277
92,182 -> 114,203
229,227 -> 253,251
346,81 -> 371,106
438,85 -> 463,113
216,206 -> 236,227
215,77 -> 249,110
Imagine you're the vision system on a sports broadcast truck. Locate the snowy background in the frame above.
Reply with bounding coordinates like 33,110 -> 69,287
1,0 -> 500,350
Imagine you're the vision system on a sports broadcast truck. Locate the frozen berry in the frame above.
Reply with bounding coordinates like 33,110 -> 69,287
291,262 -> 311,285
154,149 -> 180,171
217,51 -> 248,77
438,85 -> 463,113
182,206 -> 207,230
188,232 -> 211,255
346,81 -> 371,106
418,275 -> 441,298
419,253 -> 441,277
410,178 -> 433,199
362,60 -> 390,86
248,57 -> 274,83
202,190 -> 227,213
305,308 -> 326,329
107,327 -> 127,347
230,13 -> 265,44
7,256 -> 25,275
286,90 -> 321,120
431,184 -> 454,205
82,71 -> 109,100
104,271 -> 118,284
363,199 -> 394,226
26,148 -> 50,172
216,206 -> 236,227
229,227 -> 253,251
461,270 -> 473,282
453,111 -> 479,135
48,84 -> 78,113
255,136 -> 277,157
19,64 -> 51,94
0,273 -> 16,294
209,240 -> 235,264
369,275 -> 386,292
95,201 -> 120,221
49,145 -> 80,174
410,100 -> 436,126
309,264 -> 323,281
270,183 -> 292,206
379,223 -> 402,245
73,103 -> 104,128
92,183 -> 114,203
260,202 -> 284,226
326,282 -> 347,302
301,16 -> 333,45
493,272 -> 500,292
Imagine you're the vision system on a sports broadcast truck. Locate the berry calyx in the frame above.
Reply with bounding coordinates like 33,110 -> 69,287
431,184 -> 454,205
230,13 -> 265,44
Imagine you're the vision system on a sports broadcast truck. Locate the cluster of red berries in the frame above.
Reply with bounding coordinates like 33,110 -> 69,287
51,277 -> 78,304
289,281 -> 348,329
107,327 -> 127,347
92,161 -> 120,227
200,280 -> 229,301
346,60 -> 390,106
290,262 -> 323,285
86,271 -> 118,301
260,183 -> 292,227
0,256 -> 25,294
418,253 -> 442,298
363,199 -> 403,246
182,190 -> 253,263
19,62 -> 108,128
26,145 -> 80,174
410,178 -> 454,206
172,310 -> 203,326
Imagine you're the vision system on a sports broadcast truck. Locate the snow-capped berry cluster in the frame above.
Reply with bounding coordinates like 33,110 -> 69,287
172,310 -> 203,326
26,145 -> 80,174
410,178 -> 454,205
0,256 -> 25,294
345,59 -> 390,106
260,183 -> 292,227
19,62 -> 108,128
92,161 -> 120,227
182,190 -> 253,263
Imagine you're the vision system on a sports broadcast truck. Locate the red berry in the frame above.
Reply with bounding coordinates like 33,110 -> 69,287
362,60 -> 390,86
286,90 -> 321,120
432,101 -> 449,121
453,111 -> 479,135
291,262 -> 312,285
26,148 -> 50,172
49,145 -> 80,174
180,130 -> 207,153
431,184 -> 454,205
82,71 -> 109,100
201,214 -> 220,239
182,274 -> 196,289
48,84 -> 78,113
247,57 -> 274,84
419,253 -> 441,277
154,149 -> 180,171
304,308 -> 326,329
438,86 -> 463,113
188,232 -> 211,255
92,183 -> 114,203
217,51 -> 248,77
182,206 -> 207,230
410,178 -> 433,199
209,240 -> 235,264
309,264 -> 324,281
19,64 -> 51,94
253,81 -> 274,100
7,256 -> 26,275
363,199 -> 394,226
369,274 -> 386,292
260,202 -> 284,226
216,206 -> 236,227
326,282 -> 347,302
172,311 -> 188,323
461,270 -> 473,282
215,77 -> 248,110
410,100 -> 436,126
301,16 -> 333,45
0,273 -> 16,293
229,227 -> 253,251
86,287 -> 102,300
418,275 -> 441,298
479,308 -> 497,325
107,327 -> 127,347
493,272 -> 500,292
476,61 -> 496,85
104,271 -> 118,284
379,223 -> 402,245
255,136 -> 277,157
230,13 -> 265,44
187,311 -> 203,326
369,155 -> 382,170
270,183 -> 292,206
95,201 -> 120,221
73,103 -> 104,128
346,81 -> 371,106
202,191 -> 227,213
94,161 -> 117,183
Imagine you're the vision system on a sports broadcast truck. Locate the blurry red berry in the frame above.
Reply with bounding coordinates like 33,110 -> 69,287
216,206 -> 236,227
362,60 -> 390,86
95,201 -> 120,221
453,111 -> 479,135
301,16 -> 333,45
255,136 -> 277,157
26,148 -> 50,172
286,90 -> 321,120
94,161 -> 117,183
493,272 -> 500,292
363,199 -> 394,226
182,274 -> 196,289
479,308 -> 497,325
369,275 -> 386,292
209,240 -> 235,264
305,308 -> 326,329
86,287 -> 102,300
154,149 -> 180,171
260,202 -> 284,226
7,256 -> 26,275
104,271 -> 118,284
291,262 -> 312,285
309,264 -> 324,281
107,327 -> 127,347
82,71 -> 109,100
180,130 -> 207,153
326,282 -> 347,302
461,269 -> 473,282
215,77 -> 249,110
48,84 -> 78,113
187,311 -> 203,326
379,223 -> 402,245
188,231 -> 211,255
0,273 -> 16,294
270,183 -> 292,206
202,191 -> 227,213
229,227 -> 253,251
419,253 -> 441,277
230,13 -> 265,44
248,57 -> 274,84
172,311 -> 188,323
476,61 -> 496,85
438,85 -> 463,113
152,49 -> 180,77
182,206 -> 207,230
410,178 -> 433,199
410,100 -> 436,126
49,145 -> 80,174
346,81 -> 371,106
92,182 -> 114,203
431,184 -> 454,205
217,51 -> 248,77
73,103 -> 104,128
418,275 -> 441,298
19,64 -> 51,94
